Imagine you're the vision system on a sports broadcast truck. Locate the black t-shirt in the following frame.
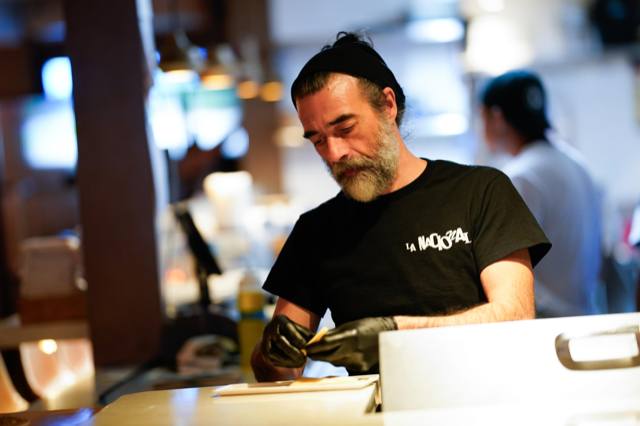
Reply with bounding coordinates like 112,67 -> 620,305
263,159 -> 550,326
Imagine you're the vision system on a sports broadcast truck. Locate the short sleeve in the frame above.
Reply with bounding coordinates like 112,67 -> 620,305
472,171 -> 551,272
262,215 -> 327,317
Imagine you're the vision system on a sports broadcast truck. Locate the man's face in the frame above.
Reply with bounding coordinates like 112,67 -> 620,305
296,74 -> 399,202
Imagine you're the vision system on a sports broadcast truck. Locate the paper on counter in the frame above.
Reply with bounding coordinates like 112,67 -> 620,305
212,375 -> 378,397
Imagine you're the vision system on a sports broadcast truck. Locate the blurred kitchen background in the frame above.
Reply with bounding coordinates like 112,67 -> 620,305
0,0 -> 639,413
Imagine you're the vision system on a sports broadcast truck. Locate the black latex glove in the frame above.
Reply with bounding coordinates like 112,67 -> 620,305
260,314 -> 315,368
305,317 -> 397,373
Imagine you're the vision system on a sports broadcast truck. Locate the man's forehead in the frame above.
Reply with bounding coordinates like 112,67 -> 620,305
297,76 -> 369,121
324,72 -> 361,91
295,74 -> 363,106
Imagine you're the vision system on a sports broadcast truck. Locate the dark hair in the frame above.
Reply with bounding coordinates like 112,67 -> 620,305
291,32 -> 406,127
480,70 -> 551,142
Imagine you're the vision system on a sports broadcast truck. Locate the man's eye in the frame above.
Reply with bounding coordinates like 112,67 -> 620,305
339,126 -> 354,135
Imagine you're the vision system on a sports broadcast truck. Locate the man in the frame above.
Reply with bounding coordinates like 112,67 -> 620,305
252,33 -> 550,382
479,70 -> 603,318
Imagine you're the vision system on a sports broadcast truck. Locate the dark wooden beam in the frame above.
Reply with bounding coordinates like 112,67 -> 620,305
63,0 -> 164,365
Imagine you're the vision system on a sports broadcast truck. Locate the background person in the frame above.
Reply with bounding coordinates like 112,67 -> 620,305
479,69 -> 604,318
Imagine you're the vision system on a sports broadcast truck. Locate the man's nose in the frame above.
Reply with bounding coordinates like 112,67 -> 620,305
323,137 -> 349,164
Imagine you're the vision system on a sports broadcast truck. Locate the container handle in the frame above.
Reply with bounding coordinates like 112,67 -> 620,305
555,324 -> 640,371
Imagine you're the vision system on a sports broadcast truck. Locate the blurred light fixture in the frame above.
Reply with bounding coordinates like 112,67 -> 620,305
221,127 -> 250,159
203,171 -> 254,229
187,104 -> 242,151
235,36 -> 279,102
236,80 -> 260,100
156,0 -> 206,85
201,70 -> 234,90
148,89 -> 189,160
20,339 -> 94,410
22,99 -> 78,170
184,84 -> 241,151
478,0 -> 504,13
38,339 -> 58,355
157,31 -> 199,82
159,69 -> 199,86
275,124 -> 305,148
260,80 -> 283,102
42,57 -> 73,100
406,18 -> 465,43
200,44 -> 236,91
464,16 -> 532,74
416,113 -> 469,137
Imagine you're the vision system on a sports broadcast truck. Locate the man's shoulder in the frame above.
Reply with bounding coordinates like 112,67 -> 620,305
505,142 -> 592,187
430,159 -> 505,184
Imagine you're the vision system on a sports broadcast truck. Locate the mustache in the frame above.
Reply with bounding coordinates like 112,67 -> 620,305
330,155 -> 377,180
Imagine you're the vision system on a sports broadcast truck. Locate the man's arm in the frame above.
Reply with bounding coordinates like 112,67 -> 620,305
394,248 -> 534,329
251,297 -> 321,382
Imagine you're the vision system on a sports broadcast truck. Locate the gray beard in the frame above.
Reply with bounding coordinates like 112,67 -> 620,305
326,119 -> 399,202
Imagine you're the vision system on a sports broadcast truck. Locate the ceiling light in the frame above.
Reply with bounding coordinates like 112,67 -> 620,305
237,80 -> 260,100
478,0 -> 504,13
260,81 -> 283,102
415,113 -> 469,137
200,70 -> 234,90
158,32 -> 198,79
464,16 -> 533,74
38,339 -> 58,355
221,127 -> 250,159
199,45 -> 236,91
406,18 -> 465,43
42,57 -> 73,100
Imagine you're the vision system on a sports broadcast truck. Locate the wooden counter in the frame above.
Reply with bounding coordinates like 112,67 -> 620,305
86,376 -> 379,426
0,315 -> 89,349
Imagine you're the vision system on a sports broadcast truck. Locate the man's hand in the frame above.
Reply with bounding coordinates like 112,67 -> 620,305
260,314 -> 315,368
305,317 -> 397,372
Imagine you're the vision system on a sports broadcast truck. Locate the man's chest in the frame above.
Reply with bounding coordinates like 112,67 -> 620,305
314,199 -> 479,301
313,207 -> 482,322
321,198 -> 476,266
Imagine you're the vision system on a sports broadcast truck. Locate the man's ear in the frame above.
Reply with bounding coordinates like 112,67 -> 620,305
382,87 -> 398,122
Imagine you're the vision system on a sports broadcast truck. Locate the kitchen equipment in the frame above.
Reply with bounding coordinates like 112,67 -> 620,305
379,313 -> 640,412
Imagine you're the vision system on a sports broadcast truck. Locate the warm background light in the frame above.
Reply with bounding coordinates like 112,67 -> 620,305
260,81 -> 283,102
236,80 -> 260,99
38,339 -> 58,355
201,73 -> 234,91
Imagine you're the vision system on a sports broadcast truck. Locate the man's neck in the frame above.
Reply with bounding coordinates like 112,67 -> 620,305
387,146 -> 427,194
494,125 -> 526,156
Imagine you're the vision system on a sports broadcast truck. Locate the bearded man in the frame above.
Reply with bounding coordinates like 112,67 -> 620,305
251,32 -> 551,381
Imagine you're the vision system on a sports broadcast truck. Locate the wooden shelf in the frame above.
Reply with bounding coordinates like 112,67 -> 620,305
0,315 -> 89,349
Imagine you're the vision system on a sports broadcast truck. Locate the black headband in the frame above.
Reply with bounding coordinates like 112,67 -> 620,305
290,41 -> 405,109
